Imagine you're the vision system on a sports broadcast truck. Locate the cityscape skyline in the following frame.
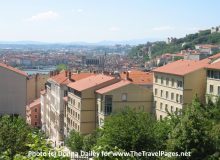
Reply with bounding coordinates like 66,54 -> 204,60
0,0 -> 220,43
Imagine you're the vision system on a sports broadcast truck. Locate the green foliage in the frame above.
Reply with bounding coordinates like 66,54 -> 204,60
0,115 -> 69,160
166,98 -> 219,160
83,131 -> 98,152
129,30 -> 220,58
65,130 -> 83,153
56,64 -> 67,71
96,109 -> 158,153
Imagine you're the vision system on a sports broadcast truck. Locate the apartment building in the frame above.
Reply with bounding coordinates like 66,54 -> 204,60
0,63 -> 28,117
41,70 -> 93,146
64,74 -> 119,135
96,80 -> 153,128
206,58 -> 220,102
153,59 -> 209,120
26,98 -> 41,128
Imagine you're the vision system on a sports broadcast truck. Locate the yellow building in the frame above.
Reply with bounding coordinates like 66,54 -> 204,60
65,74 -> 119,135
153,59 -> 209,120
96,80 -> 153,128
206,55 -> 220,103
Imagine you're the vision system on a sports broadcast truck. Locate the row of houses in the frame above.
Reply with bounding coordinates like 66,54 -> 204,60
40,70 -> 153,146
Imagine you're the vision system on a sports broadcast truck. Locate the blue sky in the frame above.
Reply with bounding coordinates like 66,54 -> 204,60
0,0 -> 219,42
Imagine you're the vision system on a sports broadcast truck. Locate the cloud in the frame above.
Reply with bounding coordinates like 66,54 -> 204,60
27,11 -> 60,22
109,27 -> 120,32
152,26 -> 174,31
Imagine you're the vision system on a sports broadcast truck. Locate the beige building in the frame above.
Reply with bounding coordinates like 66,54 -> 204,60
96,80 -> 153,128
64,74 -> 119,135
153,59 -> 209,120
41,70 -> 93,146
27,73 -> 48,104
206,55 -> 220,103
0,63 -> 28,117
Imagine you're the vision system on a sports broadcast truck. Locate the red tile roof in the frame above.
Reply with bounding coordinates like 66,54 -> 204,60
96,80 -> 131,94
68,74 -> 116,91
0,63 -> 28,77
49,71 -> 94,85
120,70 -> 153,85
153,53 -> 220,76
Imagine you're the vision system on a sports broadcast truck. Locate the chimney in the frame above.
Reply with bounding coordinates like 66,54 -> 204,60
126,71 -> 129,80
65,70 -> 68,77
68,71 -> 72,80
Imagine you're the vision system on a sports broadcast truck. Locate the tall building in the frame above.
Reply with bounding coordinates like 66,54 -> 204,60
41,70 -> 93,146
153,53 -> 220,119
153,59 -> 208,120
64,74 -> 119,135
0,63 -> 28,117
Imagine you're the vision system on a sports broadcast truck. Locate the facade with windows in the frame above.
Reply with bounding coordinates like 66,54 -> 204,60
64,74 -> 119,135
153,60 -> 207,120
26,98 -> 41,128
96,80 -> 152,128
206,60 -> 220,103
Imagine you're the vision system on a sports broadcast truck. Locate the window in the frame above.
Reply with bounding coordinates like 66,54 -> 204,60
176,94 -> 179,102
35,115 -> 37,118
155,88 -> 158,95
180,95 -> 183,103
34,108 -> 37,112
105,95 -> 113,115
160,115 -> 163,120
154,101 -> 157,108
64,90 -> 68,97
121,93 -> 127,101
78,102 -> 81,108
161,77 -> 164,85
171,93 -> 174,100
165,104 -> 168,111
218,86 -> 220,95
35,122 -> 37,126
171,106 -> 174,112
177,80 -> 183,88
155,76 -> 158,83
210,85 -> 214,93
166,78 -> 169,86
160,103 -> 163,110
166,91 -> 168,99
171,79 -> 175,87
160,90 -> 163,97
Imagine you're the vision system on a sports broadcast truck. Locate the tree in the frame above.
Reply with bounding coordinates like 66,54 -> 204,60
83,131 -> 98,152
0,115 -> 30,159
0,115 -> 69,160
166,98 -> 216,160
56,64 -> 67,71
96,109 -> 158,153
65,130 -> 83,153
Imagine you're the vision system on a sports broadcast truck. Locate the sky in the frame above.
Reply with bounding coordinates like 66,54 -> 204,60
0,0 -> 220,43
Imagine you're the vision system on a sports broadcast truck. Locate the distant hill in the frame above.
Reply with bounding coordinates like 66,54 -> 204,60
129,29 -> 220,59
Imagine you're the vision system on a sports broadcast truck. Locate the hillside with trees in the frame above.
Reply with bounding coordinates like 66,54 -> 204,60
129,29 -> 220,59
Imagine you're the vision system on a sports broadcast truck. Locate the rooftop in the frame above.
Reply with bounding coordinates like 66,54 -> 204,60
96,80 -> 131,94
49,71 -> 94,85
27,98 -> 40,109
120,70 -> 153,85
153,53 -> 220,76
0,63 -> 28,77
68,74 -> 116,91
